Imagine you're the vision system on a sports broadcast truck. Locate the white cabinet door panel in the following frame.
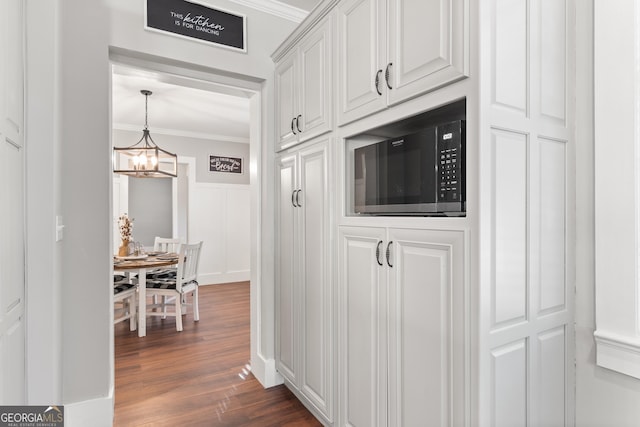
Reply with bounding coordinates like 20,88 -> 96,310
339,226 -> 387,427
337,0 -> 386,125
299,141 -> 332,419
275,53 -> 298,150
387,0 -> 468,106
276,154 -> 298,383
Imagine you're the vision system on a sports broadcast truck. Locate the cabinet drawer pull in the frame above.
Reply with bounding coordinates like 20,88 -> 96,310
375,240 -> 384,266
295,189 -> 302,207
375,69 -> 383,96
385,62 -> 393,89
386,241 -> 393,267
291,190 -> 298,207
296,115 -> 302,133
291,117 -> 297,135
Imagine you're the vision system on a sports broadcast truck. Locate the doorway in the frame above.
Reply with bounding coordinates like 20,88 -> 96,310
109,51 -> 265,410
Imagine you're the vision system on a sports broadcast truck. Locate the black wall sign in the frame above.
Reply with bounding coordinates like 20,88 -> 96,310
209,156 -> 243,174
145,0 -> 246,52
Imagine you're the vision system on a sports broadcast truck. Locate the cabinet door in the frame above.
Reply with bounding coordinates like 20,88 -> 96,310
337,0 -> 387,126
275,154 -> 299,383
386,228 -> 466,427
298,17 -> 333,143
298,140 -> 332,420
386,0 -> 468,106
338,226 -> 387,427
275,52 -> 299,150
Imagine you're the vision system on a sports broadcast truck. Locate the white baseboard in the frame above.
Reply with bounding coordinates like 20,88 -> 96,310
64,395 -> 113,427
200,270 -> 250,285
595,329 -> 640,379
251,353 -> 283,389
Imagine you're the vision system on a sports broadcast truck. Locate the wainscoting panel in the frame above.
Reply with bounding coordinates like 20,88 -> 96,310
491,339 -> 527,427
491,128 -> 528,329
190,183 -> 250,284
491,0 -> 528,115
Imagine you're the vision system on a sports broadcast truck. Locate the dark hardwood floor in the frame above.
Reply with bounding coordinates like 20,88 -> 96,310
114,281 -> 322,426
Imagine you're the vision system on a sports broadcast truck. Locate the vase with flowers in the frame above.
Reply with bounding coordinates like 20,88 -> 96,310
118,213 -> 134,257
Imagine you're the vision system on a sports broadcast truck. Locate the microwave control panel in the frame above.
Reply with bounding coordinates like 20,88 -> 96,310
437,121 -> 465,203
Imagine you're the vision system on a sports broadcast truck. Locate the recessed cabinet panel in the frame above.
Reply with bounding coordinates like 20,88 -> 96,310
276,55 -> 298,148
539,0 -> 567,125
276,154 -> 298,383
299,143 -> 332,416
491,129 -> 528,328
299,19 -> 333,143
538,138 -> 566,314
492,0 -> 528,115
536,326 -> 566,426
387,0 -> 468,106
339,226 -> 387,427
491,340 -> 528,427
338,0 -> 386,125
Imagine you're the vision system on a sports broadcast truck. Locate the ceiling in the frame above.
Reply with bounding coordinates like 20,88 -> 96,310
112,0 -> 319,144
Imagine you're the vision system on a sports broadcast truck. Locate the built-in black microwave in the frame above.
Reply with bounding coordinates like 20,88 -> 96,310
353,120 -> 465,216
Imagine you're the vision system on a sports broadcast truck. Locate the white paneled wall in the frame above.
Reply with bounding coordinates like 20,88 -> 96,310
190,183 -> 250,284
481,0 -> 573,424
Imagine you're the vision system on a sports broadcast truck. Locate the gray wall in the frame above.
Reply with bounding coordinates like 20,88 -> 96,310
24,0 -> 296,414
128,177 -> 172,247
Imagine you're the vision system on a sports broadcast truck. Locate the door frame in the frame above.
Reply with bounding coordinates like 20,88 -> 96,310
108,48 -> 279,391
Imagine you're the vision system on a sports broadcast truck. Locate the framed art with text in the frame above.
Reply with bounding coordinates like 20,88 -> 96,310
145,0 -> 247,52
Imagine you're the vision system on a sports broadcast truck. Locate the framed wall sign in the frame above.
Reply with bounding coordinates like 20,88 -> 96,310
209,156 -> 243,174
145,0 -> 247,52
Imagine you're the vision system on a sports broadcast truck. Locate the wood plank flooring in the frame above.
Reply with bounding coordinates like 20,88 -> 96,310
114,281 -> 322,426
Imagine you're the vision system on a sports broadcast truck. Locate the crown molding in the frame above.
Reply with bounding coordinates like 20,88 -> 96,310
113,124 -> 250,145
227,0 -> 308,23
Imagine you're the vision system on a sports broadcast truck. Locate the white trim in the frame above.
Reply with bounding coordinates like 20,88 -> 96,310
228,0 -> 308,23
64,396 -> 113,427
251,352 -> 284,388
595,330 -> 640,380
113,123 -> 250,144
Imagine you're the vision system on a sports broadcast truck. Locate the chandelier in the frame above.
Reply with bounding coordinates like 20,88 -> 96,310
113,90 -> 178,178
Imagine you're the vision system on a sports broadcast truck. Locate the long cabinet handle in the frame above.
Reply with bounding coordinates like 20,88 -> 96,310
295,189 -> 302,207
291,117 -> 297,135
386,241 -> 393,268
375,241 -> 383,266
296,115 -> 302,133
385,63 -> 393,89
375,69 -> 383,96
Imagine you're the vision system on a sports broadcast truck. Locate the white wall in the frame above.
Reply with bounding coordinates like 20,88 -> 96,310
575,1 -> 640,425
25,0 -> 297,421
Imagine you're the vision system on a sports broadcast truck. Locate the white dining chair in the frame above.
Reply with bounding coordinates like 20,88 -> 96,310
145,241 -> 203,332
153,236 -> 184,253
113,274 -> 137,331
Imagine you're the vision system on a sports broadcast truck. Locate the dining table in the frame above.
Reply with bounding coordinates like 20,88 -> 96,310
114,252 -> 179,337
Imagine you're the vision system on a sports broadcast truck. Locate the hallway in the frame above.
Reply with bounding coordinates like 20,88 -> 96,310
114,282 -> 321,426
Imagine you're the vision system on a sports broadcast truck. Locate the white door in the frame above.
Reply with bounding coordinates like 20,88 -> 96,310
298,140 -> 332,419
338,226 -> 387,427
275,154 -> 299,383
337,0 -> 387,126
0,0 -> 26,405
275,52 -> 299,150
386,228 -> 466,427
386,0 -> 468,106
298,17 -> 333,143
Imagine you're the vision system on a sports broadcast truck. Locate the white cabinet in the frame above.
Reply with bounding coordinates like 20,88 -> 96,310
276,137 -> 333,423
275,15 -> 333,151
337,0 -> 468,125
338,226 -> 466,427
